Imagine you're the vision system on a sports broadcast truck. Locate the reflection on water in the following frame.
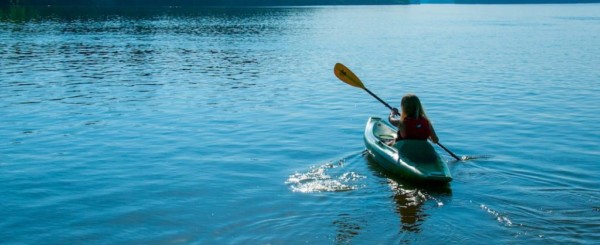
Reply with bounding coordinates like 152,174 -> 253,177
391,180 -> 451,234
365,154 -> 452,234
0,5 -> 303,108
392,182 -> 428,232
0,5 -> 310,23
333,213 -> 364,244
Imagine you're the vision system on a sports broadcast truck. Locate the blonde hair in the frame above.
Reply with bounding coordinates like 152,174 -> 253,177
400,94 -> 427,121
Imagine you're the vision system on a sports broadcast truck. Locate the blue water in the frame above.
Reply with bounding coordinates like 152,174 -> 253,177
1,4 -> 599,244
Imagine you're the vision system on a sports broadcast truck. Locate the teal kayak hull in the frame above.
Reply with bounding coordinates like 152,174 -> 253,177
364,117 -> 452,183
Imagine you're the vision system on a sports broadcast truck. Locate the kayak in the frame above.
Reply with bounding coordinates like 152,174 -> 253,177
363,117 -> 452,183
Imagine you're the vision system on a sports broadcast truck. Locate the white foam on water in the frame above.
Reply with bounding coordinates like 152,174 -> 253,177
286,159 -> 366,193
480,204 -> 514,227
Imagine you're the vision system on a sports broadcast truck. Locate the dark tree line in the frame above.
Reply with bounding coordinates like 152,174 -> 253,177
4,0 -> 597,7
4,0 -> 412,6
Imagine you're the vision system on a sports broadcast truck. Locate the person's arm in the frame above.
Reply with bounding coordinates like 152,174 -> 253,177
429,123 -> 439,144
388,109 -> 401,127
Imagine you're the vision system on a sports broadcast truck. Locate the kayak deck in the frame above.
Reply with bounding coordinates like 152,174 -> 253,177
364,117 -> 452,183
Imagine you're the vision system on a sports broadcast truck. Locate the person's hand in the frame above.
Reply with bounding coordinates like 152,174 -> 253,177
391,108 -> 400,116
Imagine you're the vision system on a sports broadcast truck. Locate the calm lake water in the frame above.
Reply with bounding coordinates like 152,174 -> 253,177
1,4 -> 599,244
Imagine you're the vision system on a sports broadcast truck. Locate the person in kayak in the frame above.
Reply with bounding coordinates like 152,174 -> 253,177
388,94 -> 439,144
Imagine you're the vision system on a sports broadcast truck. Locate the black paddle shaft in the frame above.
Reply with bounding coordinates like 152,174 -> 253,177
437,142 -> 461,161
363,88 -> 395,112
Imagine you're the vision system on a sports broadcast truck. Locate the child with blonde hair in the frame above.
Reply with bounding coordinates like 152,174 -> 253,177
388,94 -> 439,144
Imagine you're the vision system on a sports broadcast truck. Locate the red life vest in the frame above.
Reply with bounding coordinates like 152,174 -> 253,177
397,117 -> 431,140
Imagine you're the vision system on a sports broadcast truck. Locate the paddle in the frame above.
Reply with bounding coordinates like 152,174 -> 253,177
333,63 -> 462,161
333,63 -> 396,112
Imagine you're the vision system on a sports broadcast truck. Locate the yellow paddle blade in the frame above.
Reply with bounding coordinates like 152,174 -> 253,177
334,63 -> 365,89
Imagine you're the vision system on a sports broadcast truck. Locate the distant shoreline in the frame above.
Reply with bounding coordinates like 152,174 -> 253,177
2,0 -> 410,7
2,0 -> 599,7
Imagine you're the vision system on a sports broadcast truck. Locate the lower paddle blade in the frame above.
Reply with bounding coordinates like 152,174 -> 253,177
461,155 -> 492,161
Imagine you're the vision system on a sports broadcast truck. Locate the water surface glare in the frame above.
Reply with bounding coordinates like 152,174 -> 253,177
1,4 -> 600,244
